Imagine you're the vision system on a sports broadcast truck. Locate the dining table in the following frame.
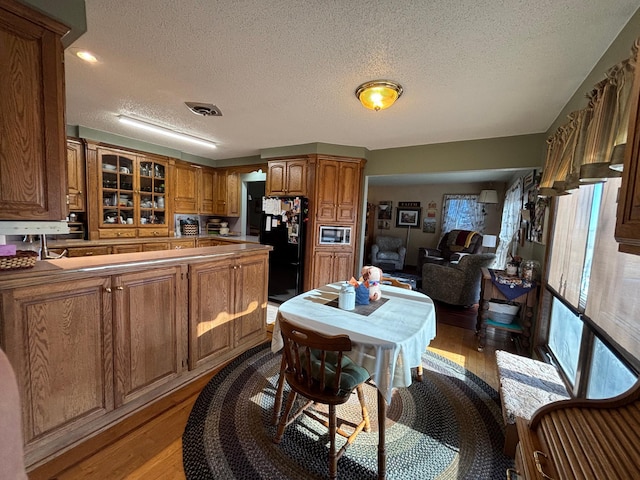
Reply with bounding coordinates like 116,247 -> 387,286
270,282 -> 437,480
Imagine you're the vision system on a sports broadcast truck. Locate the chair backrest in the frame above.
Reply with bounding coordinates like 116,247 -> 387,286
438,230 -> 483,259
279,319 -> 354,402
374,235 -> 404,251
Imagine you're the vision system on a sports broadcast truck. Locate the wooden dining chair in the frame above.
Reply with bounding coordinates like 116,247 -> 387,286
380,277 -> 424,381
273,318 -> 371,480
380,276 -> 412,289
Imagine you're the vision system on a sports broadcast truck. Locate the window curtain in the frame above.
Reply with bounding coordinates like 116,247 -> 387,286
441,194 -> 485,236
495,179 -> 523,269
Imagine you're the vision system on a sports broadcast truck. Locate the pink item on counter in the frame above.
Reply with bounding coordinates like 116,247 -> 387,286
0,245 -> 17,256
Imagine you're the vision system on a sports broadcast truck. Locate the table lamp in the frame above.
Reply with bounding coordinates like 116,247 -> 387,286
482,234 -> 497,252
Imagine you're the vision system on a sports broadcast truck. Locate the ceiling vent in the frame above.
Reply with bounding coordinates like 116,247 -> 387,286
185,102 -> 222,117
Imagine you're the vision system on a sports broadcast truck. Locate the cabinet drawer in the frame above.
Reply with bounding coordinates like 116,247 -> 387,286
67,246 -> 111,257
111,244 -> 143,254
143,242 -> 170,251
170,239 -> 195,249
137,227 -> 169,238
98,228 -> 137,239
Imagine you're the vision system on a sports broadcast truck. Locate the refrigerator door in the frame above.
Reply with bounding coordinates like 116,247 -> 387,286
260,197 -> 305,303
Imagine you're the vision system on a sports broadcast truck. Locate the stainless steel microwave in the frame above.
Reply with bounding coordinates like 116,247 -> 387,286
319,226 -> 351,245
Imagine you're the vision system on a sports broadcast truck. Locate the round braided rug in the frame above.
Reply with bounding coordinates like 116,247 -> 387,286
183,342 -> 513,479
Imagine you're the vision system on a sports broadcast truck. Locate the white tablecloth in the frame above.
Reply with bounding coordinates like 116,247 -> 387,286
271,283 -> 437,403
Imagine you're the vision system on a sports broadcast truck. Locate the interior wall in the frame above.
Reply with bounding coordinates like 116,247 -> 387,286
367,181 -> 505,267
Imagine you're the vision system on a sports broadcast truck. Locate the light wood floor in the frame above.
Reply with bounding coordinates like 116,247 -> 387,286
30,321 -> 514,480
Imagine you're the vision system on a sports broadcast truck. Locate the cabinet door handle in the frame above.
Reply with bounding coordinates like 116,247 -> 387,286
115,286 -> 124,291
105,287 -> 112,293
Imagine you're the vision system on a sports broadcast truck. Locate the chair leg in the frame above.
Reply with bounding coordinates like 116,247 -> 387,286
273,391 -> 297,444
271,354 -> 287,425
356,384 -> 371,432
416,364 -> 423,381
328,404 -> 337,480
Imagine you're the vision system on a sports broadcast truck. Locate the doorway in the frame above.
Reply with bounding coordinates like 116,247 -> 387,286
240,171 -> 266,239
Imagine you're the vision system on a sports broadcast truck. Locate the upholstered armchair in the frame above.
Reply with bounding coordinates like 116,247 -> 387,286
371,235 -> 407,271
421,253 -> 496,307
417,230 -> 484,273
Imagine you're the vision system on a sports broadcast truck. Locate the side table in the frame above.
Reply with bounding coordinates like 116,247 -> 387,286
476,267 -> 538,353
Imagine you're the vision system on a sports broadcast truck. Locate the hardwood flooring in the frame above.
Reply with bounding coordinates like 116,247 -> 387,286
30,304 -> 515,480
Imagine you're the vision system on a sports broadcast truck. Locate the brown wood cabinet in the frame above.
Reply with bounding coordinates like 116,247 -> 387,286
304,155 -> 365,291
170,239 -> 196,250
213,168 -> 228,216
1,276 -> 114,466
315,157 -> 362,223
67,139 -> 86,212
226,170 -> 240,217
616,46 -> 640,255
66,246 -> 111,257
112,266 -> 187,406
266,158 -> 308,196
111,244 -> 142,254
311,249 -> 354,287
87,145 -> 169,239
173,161 -> 199,214
0,246 -> 269,469
0,0 -> 68,220
199,167 -> 216,214
188,253 -> 268,370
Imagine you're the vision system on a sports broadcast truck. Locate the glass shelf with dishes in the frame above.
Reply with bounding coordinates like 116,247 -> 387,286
97,149 -> 168,229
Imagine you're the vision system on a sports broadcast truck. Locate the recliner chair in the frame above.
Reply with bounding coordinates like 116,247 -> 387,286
417,229 -> 484,273
370,235 -> 407,271
421,253 -> 496,307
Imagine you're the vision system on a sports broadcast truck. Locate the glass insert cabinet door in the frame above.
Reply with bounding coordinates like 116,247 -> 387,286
138,160 -> 166,227
98,150 -> 167,227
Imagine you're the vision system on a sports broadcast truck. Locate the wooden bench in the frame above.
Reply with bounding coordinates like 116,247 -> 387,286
495,350 -> 570,456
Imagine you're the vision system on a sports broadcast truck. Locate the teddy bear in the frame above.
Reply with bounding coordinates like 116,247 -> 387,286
361,265 -> 383,301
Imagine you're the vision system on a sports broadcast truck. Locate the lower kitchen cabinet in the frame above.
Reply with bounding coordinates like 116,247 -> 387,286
188,253 -> 268,370
1,277 -> 114,466
112,266 -> 187,406
0,246 -> 269,469
312,249 -> 354,287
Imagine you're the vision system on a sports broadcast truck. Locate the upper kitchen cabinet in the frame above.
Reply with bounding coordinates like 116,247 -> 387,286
67,138 -> 86,212
315,157 -> 364,223
199,166 -> 216,215
266,158 -> 308,197
213,168 -> 228,216
86,144 -> 169,239
0,0 -> 68,220
616,47 -> 640,255
226,169 -> 240,217
173,161 -> 199,214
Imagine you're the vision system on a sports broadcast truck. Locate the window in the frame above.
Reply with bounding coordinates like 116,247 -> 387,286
441,194 -> 484,234
587,336 -> 637,399
495,179 -> 522,269
548,297 -> 583,386
542,177 -> 639,396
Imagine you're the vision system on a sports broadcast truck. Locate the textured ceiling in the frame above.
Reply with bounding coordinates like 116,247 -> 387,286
65,0 -> 638,168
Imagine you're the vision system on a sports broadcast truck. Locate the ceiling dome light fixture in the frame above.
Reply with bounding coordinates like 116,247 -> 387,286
355,80 -> 403,111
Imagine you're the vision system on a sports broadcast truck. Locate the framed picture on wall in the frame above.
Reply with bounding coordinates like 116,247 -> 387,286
396,207 -> 421,227
423,218 -> 436,233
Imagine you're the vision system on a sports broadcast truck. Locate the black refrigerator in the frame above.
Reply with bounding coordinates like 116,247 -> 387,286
259,196 -> 308,303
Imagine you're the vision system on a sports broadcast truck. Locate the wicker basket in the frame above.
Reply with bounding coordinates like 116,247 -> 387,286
182,224 -> 198,236
0,250 -> 38,271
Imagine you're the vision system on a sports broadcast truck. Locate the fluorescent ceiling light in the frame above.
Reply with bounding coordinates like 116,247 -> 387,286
117,115 -> 217,149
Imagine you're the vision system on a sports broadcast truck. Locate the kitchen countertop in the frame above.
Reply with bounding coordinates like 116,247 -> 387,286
47,234 -> 260,248
0,242 -> 271,285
